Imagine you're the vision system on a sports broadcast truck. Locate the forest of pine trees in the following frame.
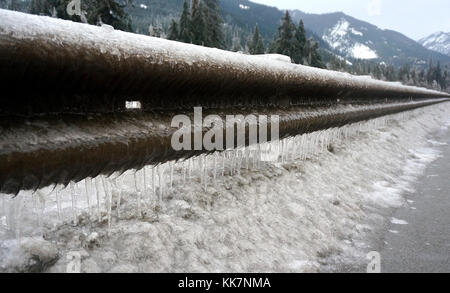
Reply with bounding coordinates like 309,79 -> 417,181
267,11 -> 324,68
247,25 -> 265,55
327,55 -> 450,92
168,0 -> 224,49
168,5 -> 324,68
28,0 -> 133,32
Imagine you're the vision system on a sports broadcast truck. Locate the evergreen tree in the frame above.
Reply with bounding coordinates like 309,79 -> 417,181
148,22 -> 163,37
178,0 -> 192,43
302,38 -> 323,68
9,0 -> 20,10
168,19 -> 179,41
268,34 -> 278,53
30,0 -> 55,16
272,11 -> 297,58
292,19 -> 307,64
90,0 -> 133,32
231,31 -> 242,52
204,0 -> 224,48
190,0 -> 206,45
248,25 -> 265,55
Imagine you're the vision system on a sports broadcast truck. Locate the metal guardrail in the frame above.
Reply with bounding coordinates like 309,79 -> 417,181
0,10 -> 449,194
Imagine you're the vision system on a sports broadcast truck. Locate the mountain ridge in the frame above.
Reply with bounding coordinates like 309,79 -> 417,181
419,31 -> 450,57
288,10 -> 450,67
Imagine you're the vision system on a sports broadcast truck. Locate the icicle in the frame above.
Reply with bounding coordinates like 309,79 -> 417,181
170,161 -> 174,189
236,148 -> 242,175
203,156 -> 208,191
0,195 -> 5,227
182,160 -> 187,184
115,177 -> 122,219
257,143 -> 262,168
5,197 -> 13,232
213,153 -> 217,181
107,179 -> 113,228
142,167 -> 150,205
102,177 -> 112,228
70,182 -> 77,225
95,177 -> 102,222
36,191 -> 44,233
134,171 -> 141,218
222,152 -> 226,177
200,156 -> 205,187
55,187 -> 62,221
152,166 -> 156,195
158,165 -> 164,203
245,147 -> 250,170
291,138 -> 298,161
188,158 -> 192,179
32,192 -> 37,218
231,151 -> 236,174
85,178 -> 92,216
15,193 -> 23,240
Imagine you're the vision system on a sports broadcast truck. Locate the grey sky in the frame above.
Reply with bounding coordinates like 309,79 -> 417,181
250,0 -> 450,40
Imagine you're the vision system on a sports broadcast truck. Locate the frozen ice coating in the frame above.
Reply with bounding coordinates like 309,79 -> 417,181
0,8 -> 441,93
0,99 -> 446,194
0,9 -> 449,116
0,103 -> 449,272
1,9 -> 450,273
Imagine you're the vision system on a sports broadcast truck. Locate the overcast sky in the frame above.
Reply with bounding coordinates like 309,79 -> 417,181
249,0 -> 450,40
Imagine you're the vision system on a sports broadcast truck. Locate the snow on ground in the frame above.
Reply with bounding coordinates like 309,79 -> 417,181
239,4 -> 250,10
351,43 -> 378,59
1,103 -> 449,273
323,18 -> 378,60
419,32 -> 450,56
351,28 -> 363,36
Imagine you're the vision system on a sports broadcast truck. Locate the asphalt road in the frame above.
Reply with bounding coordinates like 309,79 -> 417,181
379,127 -> 450,273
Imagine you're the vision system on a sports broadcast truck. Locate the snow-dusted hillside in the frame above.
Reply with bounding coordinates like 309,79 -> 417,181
322,18 -> 378,60
419,32 -> 450,57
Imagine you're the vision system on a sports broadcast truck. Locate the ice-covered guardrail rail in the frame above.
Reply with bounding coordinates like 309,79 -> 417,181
0,9 -> 449,114
0,9 -> 449,195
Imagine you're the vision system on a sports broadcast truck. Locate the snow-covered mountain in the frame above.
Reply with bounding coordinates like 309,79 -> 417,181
419,32 -> 450,57
321,18 -> 378,60
290,11 -> 450,67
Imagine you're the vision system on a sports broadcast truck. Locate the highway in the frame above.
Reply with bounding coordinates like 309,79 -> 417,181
379,126 -> 450,273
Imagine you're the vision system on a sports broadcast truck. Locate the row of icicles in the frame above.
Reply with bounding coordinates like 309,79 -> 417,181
0,111 -> 414,239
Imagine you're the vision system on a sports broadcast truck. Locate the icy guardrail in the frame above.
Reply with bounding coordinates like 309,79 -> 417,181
0,9 -> 449,115
1,99 -> 447,195
0,9 -> 449,195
